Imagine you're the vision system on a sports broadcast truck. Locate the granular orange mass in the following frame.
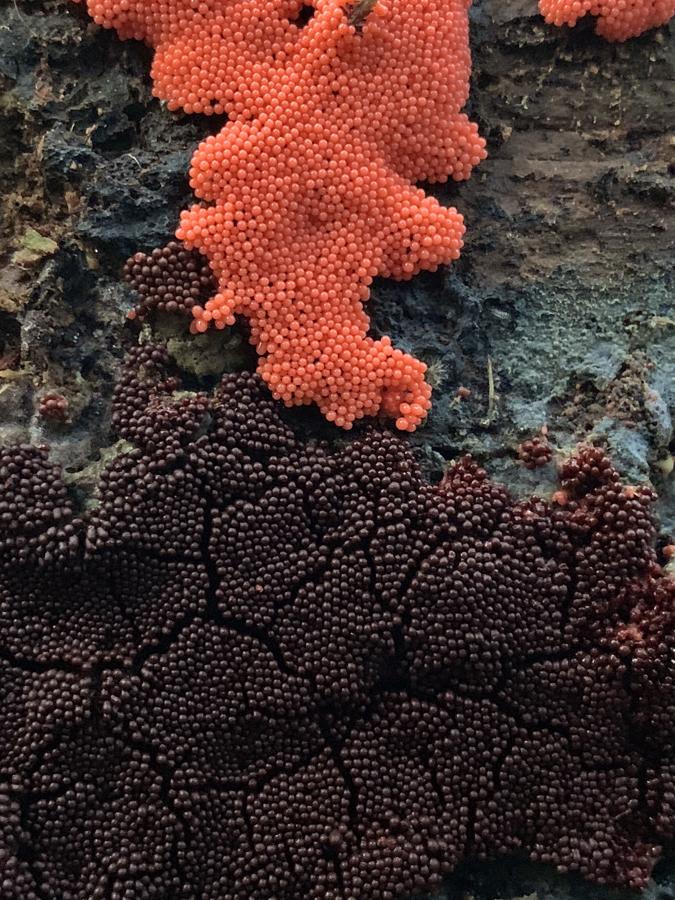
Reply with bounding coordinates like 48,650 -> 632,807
80,0 -> 486,430
539,0 -> 674,40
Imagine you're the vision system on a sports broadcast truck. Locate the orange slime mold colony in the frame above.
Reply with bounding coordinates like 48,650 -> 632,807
539,0 -> 675,40
80,0 -> 486,430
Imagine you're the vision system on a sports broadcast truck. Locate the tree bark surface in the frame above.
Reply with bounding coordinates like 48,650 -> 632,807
0,4 -> 673,890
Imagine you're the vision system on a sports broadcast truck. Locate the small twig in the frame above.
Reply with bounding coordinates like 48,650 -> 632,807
481,355 -> 498,426
126,154 -> 143,171
487,356 -> 495,414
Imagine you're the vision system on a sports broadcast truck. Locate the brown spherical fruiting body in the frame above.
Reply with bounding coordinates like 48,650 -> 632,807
123,241 -> 217,321
539,0 -> 674,40
38,392 -> 69,423
518,435 -> 553,469
77,0 -> 487,430
0,344 -> 673,898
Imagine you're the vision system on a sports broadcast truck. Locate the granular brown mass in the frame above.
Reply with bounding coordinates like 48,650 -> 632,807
0,345 -> 673,899
123,241 -> 217,321
517,435 -> 553,469
38,392 -> 70,423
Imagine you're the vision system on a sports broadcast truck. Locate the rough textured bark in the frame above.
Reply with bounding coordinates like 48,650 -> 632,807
0,2 -> 673,891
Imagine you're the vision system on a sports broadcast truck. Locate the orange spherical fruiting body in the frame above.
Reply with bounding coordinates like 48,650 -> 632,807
78,0 -> 486,430
539,0 -> 675,40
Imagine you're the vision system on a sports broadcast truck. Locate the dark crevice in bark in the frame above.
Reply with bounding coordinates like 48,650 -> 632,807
216,611 -> 299,676
130,611 -> 198,674
464,796 -> 477,860
0,646 -> 82,675
318,712 -> 360,836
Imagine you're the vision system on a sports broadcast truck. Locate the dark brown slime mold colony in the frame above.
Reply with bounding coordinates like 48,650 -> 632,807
0,346 -> 672,899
